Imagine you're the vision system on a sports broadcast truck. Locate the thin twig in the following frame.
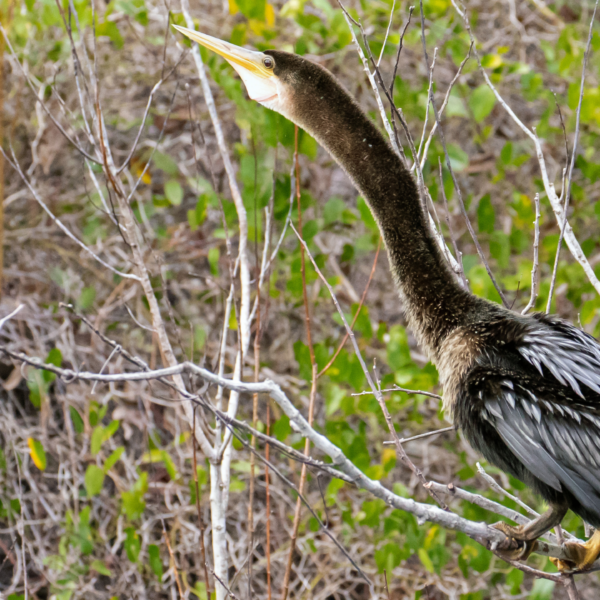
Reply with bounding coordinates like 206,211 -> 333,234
390,6 -> 414,96
0,22 -> 100,163
377,0 -> 396,67
418,46 -> 472,172
280,129 -> 319,600
563,575 -> 581,600
547,0 -> 598,313
290,223 -> 447,508
0,305 -> 24,332
476,463 -> 538,518
193,408 -> 212,599
317,237 -> 382,378
5,349 -> 586,564
340,1 -> 463,279
418,2 -> 508,307
457,3 -> 600,296
162,520 -> 185,598
522,193 -> 541,314
382,426 -> 454,445
438,160 -> 468,287
337,1 -> 401,156
117,50 -> 189,173
353,385 -> 441,399
1,145 -> 140,281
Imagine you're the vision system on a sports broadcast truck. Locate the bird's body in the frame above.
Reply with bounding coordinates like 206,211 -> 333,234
452,311 -> 600,528
175,25 -> 600,570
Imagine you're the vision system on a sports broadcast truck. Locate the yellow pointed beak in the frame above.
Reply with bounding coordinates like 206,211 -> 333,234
173,25 -> 273,79
173,25 -> 279,105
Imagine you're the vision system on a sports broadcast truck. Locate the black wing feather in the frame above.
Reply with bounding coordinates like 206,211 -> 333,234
482,380 -> 600,510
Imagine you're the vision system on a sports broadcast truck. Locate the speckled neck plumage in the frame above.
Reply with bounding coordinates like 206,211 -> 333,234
268,50 -> 477,358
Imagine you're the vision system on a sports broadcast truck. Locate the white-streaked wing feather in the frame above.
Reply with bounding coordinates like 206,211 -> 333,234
518,317 -> 600,397
482,382 -> 600,508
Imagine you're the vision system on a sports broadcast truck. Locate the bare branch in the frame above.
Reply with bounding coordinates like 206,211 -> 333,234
522,193 -> 541,314
457,3 -> 600,297
547,0 -> 598,313
337,0 -> 402,156
2,349 -> 586,565
0,22 -> 100,164
418,1 -> 508,308
383,425 -> 454,445
1,145 -> 140,281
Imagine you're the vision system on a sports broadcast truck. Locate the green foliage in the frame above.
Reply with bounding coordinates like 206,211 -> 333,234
27,348 -> 62,408
468,85 -> 497,122
69,407 -> 84,433
148,544 -> 163,579
477,194 -> 495,234
84,465 -> 104,497
122,472 -> 148,520
28,438 -> 47,471
529,578 -> 556,600
8,0 -> 600,596
124,527 -> 141,562
165,179 -> 184,206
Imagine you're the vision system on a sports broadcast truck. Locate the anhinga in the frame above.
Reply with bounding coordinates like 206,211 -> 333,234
175,24 -> 600,571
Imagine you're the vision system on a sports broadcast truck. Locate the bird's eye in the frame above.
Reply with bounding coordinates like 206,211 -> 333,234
263,57 -> 274,69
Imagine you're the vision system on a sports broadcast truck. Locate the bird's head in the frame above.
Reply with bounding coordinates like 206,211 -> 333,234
173,25 -> 349,136
173,26 -> 292,115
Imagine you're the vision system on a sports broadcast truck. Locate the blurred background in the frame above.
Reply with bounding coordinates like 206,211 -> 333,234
1,0 -> 600,598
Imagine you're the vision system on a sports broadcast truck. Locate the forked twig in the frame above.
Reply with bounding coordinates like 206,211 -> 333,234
547,0 -> 598,313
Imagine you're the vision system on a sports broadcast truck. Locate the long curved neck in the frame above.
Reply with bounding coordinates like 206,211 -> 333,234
282,59 -> 474,356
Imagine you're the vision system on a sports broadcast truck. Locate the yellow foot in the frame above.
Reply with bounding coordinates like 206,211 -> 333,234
491,522 -> 538,561
551,529 -> 600,573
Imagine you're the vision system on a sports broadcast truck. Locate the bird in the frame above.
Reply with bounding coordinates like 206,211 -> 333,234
174,24 -> 600,572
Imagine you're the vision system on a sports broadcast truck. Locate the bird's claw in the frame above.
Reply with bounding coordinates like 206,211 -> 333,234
550,531 -> 600,573
550,556 -> 576,573
491,522 -> 538,562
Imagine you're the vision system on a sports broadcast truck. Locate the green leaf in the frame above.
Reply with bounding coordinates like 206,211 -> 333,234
208,246 -> 220,276
26,373 -> 43,408
357,196 -> 378,233
91,426 -> 104,455
468,85 -> 497,123
28,438 -> 47,470
447,143 -> 469,172
490,231 -> 510,269
153,152 -> 179,175
506,567 -> 524,594
529,578 -> 555,600
148,544 -> 163,579
46,347 -> 62,370
161,452 -> 178,481
477,194 -> 495,234
85,465 -> 104,497
500,142 -> 513,165
69,407 -> 84,434
104,446 -> 124,472
236,0 -> 266,20
96,21 -> 124,49
299,131 -> 317,159
187,195 -> 208,231
78,286 -> 96,311
103,420 -> 120,441
323,197 -> 346,225
91,559 -> 112,576
165,180 -> 183,206
124,527 -> 141,563
418,548 -> 435,573
121,472 -> 148,519
446,93 -> 468,117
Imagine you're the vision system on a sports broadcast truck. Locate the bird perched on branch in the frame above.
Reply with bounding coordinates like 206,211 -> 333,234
174,24 -> 600,572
